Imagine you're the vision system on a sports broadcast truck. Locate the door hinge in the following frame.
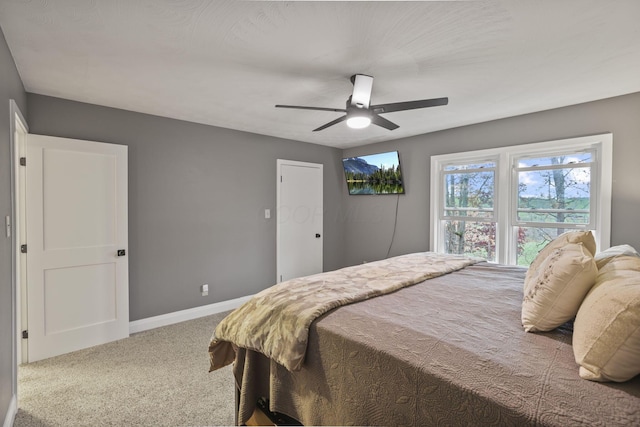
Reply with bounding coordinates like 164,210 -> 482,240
20,244 -> 27,253
20,157 -> 26,166
280,175 -> 283,182
22,330 -> 28,339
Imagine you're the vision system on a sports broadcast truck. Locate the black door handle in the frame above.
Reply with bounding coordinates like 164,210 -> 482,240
315,233 -> 321,238
117,249 -> 126,257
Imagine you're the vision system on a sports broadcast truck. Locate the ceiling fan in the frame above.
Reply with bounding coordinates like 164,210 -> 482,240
275,74 -> 448,131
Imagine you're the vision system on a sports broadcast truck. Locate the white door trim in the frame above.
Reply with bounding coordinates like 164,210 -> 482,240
10,99 -> 28,412
276,159 -> 323,283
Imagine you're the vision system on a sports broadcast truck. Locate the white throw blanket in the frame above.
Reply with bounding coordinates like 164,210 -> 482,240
209,252 -> 480,371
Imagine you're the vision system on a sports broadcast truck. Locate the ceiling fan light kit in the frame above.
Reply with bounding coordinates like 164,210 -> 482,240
346,109 -> 372,129
276,74 -> 448,132
346,116 -> 371,129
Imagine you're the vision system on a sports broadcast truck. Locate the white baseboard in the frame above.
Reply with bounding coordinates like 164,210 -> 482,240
3,395 -> 16,427
129,295 -> 252,334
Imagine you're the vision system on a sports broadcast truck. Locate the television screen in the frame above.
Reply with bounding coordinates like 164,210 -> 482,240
342,151 -> 405,195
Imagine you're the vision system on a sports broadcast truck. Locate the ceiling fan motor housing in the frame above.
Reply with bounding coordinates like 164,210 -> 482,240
350,74 -> 374,109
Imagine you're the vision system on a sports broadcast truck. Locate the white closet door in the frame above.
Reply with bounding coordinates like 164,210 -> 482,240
277,159 -> 323,283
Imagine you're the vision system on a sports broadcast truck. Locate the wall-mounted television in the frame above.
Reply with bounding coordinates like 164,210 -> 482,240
342,151 -> 405,195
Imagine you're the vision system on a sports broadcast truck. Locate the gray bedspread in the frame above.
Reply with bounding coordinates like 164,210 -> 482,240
233,262 -> 640,426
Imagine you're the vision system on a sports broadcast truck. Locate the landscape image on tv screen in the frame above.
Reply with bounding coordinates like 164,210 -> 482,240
342,151 -> 405,195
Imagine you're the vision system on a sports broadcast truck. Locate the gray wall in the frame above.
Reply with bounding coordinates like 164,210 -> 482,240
342,92 -> 640,266
0,26 -> 27,426
27,94 -> 346,320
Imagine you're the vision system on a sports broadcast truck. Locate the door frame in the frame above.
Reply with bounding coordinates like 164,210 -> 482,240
10,99 -> 29,411
276,159 -> 323,283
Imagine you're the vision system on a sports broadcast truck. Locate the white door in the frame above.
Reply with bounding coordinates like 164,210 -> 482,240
277,160 -> 323,282
25,134 -> 128,362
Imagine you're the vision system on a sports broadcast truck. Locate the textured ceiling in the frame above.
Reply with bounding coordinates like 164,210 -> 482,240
1,0 -> 639,149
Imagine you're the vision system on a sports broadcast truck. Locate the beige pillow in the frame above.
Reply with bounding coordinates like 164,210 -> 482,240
594,244 -> 640,270
525,231 -> 596,286
522,242 -> 597,332
573,256 -> 640,382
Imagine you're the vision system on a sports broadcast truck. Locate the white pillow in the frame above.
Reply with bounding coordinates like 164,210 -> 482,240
573,255 -> 640,382
594,244 -> 640,270
522,242 -> 597,332
525,231 -> 596,286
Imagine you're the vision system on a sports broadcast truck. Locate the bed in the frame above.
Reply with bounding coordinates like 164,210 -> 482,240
209,252 -> 640,426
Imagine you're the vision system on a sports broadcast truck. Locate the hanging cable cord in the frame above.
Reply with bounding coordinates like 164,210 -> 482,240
385,193 -> 401,259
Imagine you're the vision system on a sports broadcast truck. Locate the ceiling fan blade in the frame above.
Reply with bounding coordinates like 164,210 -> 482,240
313,115 -> 347,132
275,104 -> 347,113
371,97 -> 448,114
350,74 -> 373,108
371,114 -> 399,130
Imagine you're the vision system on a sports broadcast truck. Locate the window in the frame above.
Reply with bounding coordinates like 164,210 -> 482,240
430,134 -> 612,266
514,151 -> 595,265
442,160 -> 498,261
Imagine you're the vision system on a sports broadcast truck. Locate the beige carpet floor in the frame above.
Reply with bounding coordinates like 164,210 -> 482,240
14,312 -> 235,426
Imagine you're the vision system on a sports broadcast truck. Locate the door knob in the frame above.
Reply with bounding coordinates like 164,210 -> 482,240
117,249 -> 126,257
315,233 -> 321,238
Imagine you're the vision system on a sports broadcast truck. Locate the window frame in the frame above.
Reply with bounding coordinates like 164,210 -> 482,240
430,133 -> 612,265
